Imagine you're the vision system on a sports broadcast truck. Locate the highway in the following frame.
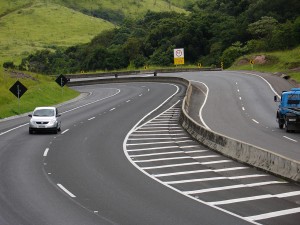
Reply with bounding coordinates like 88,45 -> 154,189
0,72 -> 299,225
164,71 -> 300,160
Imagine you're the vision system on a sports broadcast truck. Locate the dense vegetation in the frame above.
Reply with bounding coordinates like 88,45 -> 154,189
0,0 -> 185,66
4,0 -> 300,74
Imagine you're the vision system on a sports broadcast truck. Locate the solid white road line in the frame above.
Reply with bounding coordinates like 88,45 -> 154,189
154,169 -> 213,177
276,191 -> 300,198
154,167 -> 248,177
57,184 -> 76,198
184,181 -> 287,195
166,174 -> 268,185
130,150 -> 208,158
130,133 -> 187,136
0,123 -> 28,136
128,137 -> 190,141
245,207 -> 300,221
210,194 -> 273,205
127,140 -> 194,146
142,162 -> 201,170
127,145 -> 200,152
138,126 -> 180,129
133,130 -> 182,133
133,155 -> 219,163
201,160 -> 232,165
209,190 -> 300,205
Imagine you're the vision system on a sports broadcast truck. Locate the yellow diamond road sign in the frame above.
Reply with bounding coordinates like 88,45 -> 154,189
174,48 -> 184,65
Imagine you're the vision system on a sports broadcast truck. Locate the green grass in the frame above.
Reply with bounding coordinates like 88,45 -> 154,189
0,69 -> 79,119
54,0 -> 187,18
0,0 -> 188,66
0,1 -> 115,65
230,46 -> 300,83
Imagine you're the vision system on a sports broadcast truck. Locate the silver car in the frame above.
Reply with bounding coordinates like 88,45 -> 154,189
28,107 -> 61,134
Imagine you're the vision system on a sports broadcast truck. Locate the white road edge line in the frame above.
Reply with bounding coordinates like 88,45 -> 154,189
57,184 -> 76,198
190,80 -> 211,130
0,123 -> 28,136
123,84 -> 260,225
1,88 -> 121,136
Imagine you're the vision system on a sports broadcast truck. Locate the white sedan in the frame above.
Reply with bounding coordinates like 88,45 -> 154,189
28,107 -> 61,134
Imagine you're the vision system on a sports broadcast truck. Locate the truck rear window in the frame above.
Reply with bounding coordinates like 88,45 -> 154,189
287,94 -> 300,106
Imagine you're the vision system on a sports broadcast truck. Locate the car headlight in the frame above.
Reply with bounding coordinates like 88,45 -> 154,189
48,119 -> 57,125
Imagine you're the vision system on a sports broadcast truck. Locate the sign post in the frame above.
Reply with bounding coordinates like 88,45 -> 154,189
55,74 -> 69,97
174,48 -> 184,65
9,80 -> 27,114
250,60 -> 254,70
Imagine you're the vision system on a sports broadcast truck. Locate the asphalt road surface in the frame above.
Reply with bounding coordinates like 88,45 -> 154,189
0,72 -> 300,225
0,82 -> 254,225
163,71 -> 300,161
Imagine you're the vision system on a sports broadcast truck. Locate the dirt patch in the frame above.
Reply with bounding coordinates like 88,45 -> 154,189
7,70 -> 38,81
253,55 -> 266,64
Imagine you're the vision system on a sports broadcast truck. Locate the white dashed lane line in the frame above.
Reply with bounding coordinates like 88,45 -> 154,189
43,148 -> 50,157
88,117 -> 95,121
61,129 -> 69,135
57,183 -> 76,198
283,136 -> 298,143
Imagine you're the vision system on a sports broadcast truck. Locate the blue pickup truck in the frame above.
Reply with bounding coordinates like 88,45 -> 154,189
275,88 -> 300,132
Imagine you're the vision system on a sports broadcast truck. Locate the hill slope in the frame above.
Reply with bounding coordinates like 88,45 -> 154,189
0,0 -> 188,65
0,1 -> 115,64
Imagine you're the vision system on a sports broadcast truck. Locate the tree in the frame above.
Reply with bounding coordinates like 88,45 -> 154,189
248,16 -> 279,39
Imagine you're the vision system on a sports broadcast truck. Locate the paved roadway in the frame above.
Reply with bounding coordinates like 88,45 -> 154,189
0,72 -> 299,225
0,82 -> 253,225
163,71 -> 300,161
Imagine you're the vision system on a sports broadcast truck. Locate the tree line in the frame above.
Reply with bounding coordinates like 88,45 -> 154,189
5,0 -> 300,74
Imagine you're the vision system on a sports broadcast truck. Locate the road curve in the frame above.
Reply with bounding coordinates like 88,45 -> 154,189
164,71 -> 299,161
0,82 -> 254,225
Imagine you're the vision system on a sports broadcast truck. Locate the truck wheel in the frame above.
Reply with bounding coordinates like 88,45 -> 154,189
279,123 -> 284,129
285,122 -> 290,133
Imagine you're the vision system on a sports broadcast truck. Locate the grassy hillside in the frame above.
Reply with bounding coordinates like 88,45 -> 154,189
230,46 -> 300,83
0,1 -> 115,66
0,0 -> 187,66
55,0 -> 187,17
0,69 -> 79,119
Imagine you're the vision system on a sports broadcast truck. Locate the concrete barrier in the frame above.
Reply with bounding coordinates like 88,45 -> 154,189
67,76 -> 189,87
68,76 -> 300,182
180,82 -> 300,182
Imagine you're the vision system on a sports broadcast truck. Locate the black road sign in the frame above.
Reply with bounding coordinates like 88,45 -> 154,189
9,81 -> 27,98
55,74 -> 69,87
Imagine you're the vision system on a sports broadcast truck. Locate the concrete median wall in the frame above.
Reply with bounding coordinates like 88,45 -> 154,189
68,76 -> 300,182
180,82 -> 300,182
67,76 -> 189,87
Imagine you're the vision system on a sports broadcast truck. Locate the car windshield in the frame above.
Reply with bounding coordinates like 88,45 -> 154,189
33,109 -> 55,117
